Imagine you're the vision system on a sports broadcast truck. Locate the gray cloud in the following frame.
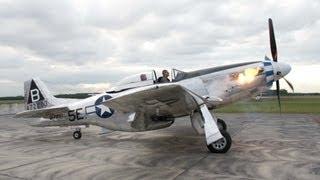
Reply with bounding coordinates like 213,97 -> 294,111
0,0 -> 319,96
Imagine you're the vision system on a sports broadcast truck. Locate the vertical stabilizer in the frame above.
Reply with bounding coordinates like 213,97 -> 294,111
24,78 -> 58,110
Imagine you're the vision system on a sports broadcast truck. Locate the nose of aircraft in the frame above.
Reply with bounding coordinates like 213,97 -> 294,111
275,62 -> 291,78
277,62 -> 291,77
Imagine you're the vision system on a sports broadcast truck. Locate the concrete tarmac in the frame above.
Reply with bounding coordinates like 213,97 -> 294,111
0,113 -> 319,180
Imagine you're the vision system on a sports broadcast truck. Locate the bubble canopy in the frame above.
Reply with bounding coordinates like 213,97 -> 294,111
108,69 -> 186,92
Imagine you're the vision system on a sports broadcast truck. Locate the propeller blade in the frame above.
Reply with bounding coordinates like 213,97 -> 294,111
282,77 -> 294,92
276,80 -> 282,114
268,18 -> 278,62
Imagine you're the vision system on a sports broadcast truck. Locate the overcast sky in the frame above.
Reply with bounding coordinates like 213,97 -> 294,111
0,0 -> 319,96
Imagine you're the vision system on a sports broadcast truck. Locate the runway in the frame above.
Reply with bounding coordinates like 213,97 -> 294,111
0,113 -> 319,180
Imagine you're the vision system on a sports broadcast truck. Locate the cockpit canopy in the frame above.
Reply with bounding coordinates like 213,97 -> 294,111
109,69 -> 186,92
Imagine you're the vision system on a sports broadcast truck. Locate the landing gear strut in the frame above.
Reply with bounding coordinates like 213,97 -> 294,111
197,104 -> 232,153
73,128 -> 82,139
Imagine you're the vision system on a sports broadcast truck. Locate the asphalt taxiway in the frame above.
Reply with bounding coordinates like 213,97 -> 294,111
0,113 -> 319,180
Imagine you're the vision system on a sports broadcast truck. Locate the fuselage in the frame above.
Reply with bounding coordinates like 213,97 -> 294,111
36,60 -> 291,131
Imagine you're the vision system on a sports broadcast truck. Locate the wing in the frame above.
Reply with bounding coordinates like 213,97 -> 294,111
104,84 -> 199,117
14,106 -> 69,119
103,83 -> 224,143
103,84 -> 201,131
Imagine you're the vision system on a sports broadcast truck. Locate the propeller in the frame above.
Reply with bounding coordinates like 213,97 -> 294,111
268,19 -> 278,62
268,18 -> 294,113
282,77 -> 294,92
268,18 -> 282,113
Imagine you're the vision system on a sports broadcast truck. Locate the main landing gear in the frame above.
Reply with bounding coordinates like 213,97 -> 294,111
207,129 -> 232,153
73,128 -> 82,140
206,118 -> 231,153
198,104 -> 232,153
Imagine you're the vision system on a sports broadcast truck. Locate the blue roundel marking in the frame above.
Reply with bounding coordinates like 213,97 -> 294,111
94,95 -> 114,118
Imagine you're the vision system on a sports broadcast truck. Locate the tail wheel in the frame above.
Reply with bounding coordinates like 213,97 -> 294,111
73,131 -> 82,140
207,129 -> 232,153
217,118 -> 227,131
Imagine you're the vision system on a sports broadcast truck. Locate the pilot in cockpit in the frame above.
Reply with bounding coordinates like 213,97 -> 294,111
157,69 -> 170,83
140,74 -> 147,81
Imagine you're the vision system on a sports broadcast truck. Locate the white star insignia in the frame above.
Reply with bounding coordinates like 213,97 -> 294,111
97,104 -> 112,116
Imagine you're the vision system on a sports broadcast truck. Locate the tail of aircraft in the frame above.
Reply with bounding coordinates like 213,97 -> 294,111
24,78 -> 59,110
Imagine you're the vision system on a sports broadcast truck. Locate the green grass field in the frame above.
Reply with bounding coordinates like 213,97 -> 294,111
0,100 -> 23,105
0,96 -> 319,114
215,96 -> 320,114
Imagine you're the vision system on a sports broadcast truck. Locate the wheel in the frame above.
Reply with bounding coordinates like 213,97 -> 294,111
207,129 -> 232,153
217,118 -> 227,131
73,131 -> 82,139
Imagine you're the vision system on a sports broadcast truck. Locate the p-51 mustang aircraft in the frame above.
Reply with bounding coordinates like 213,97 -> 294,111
15,19 -> 293,153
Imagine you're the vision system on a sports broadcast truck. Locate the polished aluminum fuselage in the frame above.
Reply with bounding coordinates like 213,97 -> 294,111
36,60 -> 286,132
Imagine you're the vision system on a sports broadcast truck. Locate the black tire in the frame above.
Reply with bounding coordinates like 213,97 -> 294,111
217,118 -> 227,131
207,129 -> 232,153
73,131 -> 82,140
